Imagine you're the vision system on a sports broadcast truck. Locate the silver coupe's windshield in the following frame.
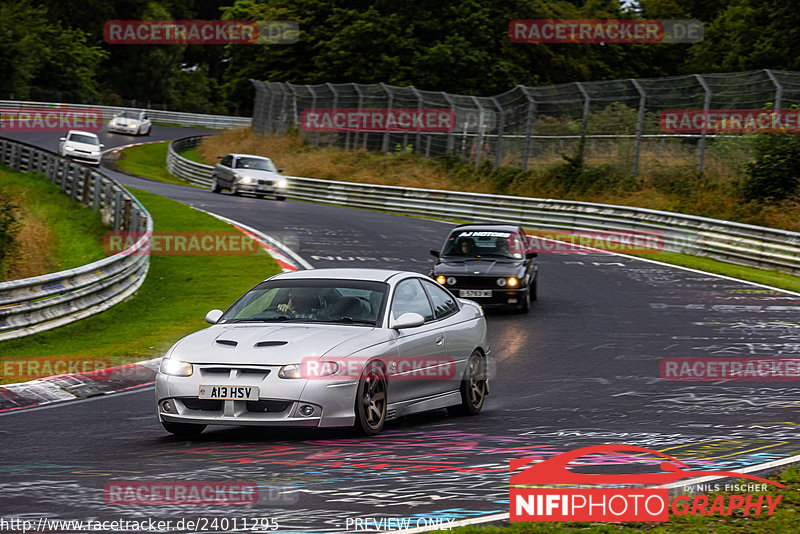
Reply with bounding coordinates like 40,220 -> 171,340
442,230 -> 524,259
234,157 -> 278,172
220,279 -> 388,325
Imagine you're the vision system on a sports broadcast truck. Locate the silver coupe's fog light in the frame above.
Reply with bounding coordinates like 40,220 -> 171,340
161,400 -> 172,412
299,405 -> 315,416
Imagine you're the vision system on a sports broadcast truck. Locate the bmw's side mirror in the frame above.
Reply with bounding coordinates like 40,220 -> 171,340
205,309 -> 223,324
278,169 -> 284,173
216,156 -> 224,159
59,137 -> 66,141
390,312 -> 425,330
429,249 -> 440,258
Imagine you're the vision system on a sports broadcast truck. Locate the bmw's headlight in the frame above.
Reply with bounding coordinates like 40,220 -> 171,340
276,178 -> 288,188
159,359 -> 193,376
507,277 -> 519,287
65,146 -> 75,151
237,175 -> 253,184
279,364 -> 303,379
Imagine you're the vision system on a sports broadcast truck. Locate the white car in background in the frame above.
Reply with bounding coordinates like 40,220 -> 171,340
211,153 -> 288,200
58,131 -> 104,166
108,110 -> 151,136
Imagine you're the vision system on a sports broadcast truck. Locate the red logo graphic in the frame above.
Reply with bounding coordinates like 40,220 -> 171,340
510,444 -> 784,522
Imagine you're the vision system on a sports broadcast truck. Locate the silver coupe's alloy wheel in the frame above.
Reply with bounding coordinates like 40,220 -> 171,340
448,351 -> 487,416
354,363 -> 387,435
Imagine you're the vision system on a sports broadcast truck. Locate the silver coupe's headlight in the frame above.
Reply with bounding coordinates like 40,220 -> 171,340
276,178 -> 288,188
159,359 -> 193,376
278,364 -> 302,379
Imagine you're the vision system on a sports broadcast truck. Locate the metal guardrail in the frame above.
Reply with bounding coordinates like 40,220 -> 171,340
0,138 -> 152,341
168,135 -> 800,276
0,100 -> 251,129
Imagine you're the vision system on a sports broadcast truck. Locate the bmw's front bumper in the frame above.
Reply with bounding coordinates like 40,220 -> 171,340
108,124 -> 139,134
155,363 -> 358,428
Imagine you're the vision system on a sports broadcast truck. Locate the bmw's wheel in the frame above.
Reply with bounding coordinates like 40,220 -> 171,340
530,276 -> 538,302
447,350 -> 487,416
231,185 -> 241,196
519,284 -> 531,313
354,362 -> 387,435
210,177 -> 221,193
161,421 -> 206,436
276,195 -> 286,201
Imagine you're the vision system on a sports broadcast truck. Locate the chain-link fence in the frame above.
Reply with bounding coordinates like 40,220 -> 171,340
251,70 -> 800,176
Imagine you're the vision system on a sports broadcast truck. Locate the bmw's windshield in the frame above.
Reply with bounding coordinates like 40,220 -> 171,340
220,279 -> 388,325
442,230 -> 524,259
234,157 -> 278,172
116,111 -> 139,119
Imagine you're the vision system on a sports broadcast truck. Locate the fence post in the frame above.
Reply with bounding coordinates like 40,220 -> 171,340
353,84 -> 365,150
279,84 -> 291,134
764,69 -> 783,110
490,97 -> 504,169
630,79 -> 646,178
308,85 -> 320,147
326,83 -> 339,147
409,85 -> 424,155
286,83 -> 299,130
575,82 -> 590,163
694,74 -> 710,174
380,83 -> 393,154
519,86 -> 536,171
441,92 -> 457,154
470,96 -> 486,168
265,83 -> 276,133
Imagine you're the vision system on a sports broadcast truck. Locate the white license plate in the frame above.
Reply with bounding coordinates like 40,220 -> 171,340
459,289 -> 492,298
198,385 -> 259,400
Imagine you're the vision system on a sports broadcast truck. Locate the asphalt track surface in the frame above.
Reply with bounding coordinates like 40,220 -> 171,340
2,127 -> 800,532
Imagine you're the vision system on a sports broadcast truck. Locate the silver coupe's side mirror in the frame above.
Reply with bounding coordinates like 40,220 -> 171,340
390,312 -> 425,330
205,309 -> 223,324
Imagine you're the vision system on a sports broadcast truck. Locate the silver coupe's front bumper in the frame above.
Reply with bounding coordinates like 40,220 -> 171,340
155,363 -> 358,428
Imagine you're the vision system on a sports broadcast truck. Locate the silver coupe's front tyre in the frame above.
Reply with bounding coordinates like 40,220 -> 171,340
354,362 -> 387,435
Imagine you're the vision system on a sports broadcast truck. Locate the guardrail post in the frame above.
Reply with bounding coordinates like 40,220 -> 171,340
380,83 -> 393,154
113,189 -> 123,232
81,167 -> 92,204
764,69 -> 783,110
519,86 -> 536,170
92,173 -> 102,211
630,79 -> 646,178
694,74 -> 710,174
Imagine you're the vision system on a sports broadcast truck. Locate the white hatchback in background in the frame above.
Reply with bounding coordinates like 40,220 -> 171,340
58,131 -> 104,166
108,110 -> 151,136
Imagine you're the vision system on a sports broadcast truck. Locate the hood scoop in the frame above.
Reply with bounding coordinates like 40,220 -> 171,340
254,340 -> 288,348
215,339 -> 238,347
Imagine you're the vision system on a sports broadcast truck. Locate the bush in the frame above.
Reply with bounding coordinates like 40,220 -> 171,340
742,131 -> 800,201
0,199 -> 20,277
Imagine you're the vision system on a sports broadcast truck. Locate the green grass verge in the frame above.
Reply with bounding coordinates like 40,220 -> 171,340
0,187 -> 281,382
0,165 -> 107,274
115,142 -> 201,188
442,466 -> 799,533
178,146 -> 208,165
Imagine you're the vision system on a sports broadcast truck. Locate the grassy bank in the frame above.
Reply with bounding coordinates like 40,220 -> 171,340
0,165 -> 107,281
442,465 -> 799,533
193,129 -> 800,234
0,187 -> 281,382
114,141 -> 198,187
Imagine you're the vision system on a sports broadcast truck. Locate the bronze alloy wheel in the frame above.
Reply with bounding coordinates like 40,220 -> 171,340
354,362 -> 387,435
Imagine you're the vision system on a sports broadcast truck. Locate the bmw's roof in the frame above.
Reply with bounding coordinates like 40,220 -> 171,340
451,223 -> 521,232
269,268 -> 408,283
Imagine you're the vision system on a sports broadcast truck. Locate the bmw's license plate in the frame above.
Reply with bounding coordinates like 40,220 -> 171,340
199,385 -> 259,400
459,289 -> 492,298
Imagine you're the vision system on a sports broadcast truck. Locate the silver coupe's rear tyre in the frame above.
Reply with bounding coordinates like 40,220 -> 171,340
447,350 -> 487,416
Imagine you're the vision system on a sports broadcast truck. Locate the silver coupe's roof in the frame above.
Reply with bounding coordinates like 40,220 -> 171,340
269,268 -> 409,283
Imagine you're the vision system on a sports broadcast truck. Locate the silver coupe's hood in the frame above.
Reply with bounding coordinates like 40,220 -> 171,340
169,324 -> 385,365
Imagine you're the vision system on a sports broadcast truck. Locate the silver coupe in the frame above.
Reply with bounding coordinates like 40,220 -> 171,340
156,268 -> 490,436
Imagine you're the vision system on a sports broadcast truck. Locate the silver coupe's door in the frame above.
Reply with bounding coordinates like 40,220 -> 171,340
388,278 -> 448,403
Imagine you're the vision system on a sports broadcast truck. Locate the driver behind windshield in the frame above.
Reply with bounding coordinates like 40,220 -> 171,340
277,289 -> 319,318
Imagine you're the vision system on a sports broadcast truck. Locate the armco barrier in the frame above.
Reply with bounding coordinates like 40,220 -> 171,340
0,138 -> 152,341
0,100 -> 250,129
167,135 -> 800,275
